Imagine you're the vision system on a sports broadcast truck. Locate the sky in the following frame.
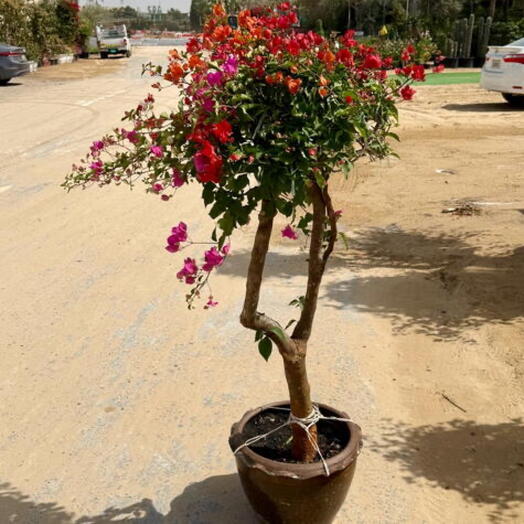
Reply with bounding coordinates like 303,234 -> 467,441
80,0 -> 192,13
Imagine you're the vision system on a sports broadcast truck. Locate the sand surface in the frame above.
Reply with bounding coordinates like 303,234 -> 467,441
0,48 -> 523,523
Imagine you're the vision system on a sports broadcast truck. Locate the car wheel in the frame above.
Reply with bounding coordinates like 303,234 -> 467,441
502,93 -> 524,107
100,52 -> 108,59
0,78 -> 11,86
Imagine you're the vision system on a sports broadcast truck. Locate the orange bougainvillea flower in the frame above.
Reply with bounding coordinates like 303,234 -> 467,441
290,65 -> 298,74
319,75 -> 330,86
169,49 -> 181,60
164,62 -> 184,83
212,3 -> 226,17
319,87 -> 329,97
188,54 -> 206,70
285,76 -> 302,95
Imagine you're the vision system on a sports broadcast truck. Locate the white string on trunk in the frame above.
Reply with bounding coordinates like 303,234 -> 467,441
233,405 -> 357,476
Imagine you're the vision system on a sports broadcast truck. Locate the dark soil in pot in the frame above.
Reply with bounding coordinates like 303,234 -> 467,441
241,406 -> 348,463
230,401 -> 362,524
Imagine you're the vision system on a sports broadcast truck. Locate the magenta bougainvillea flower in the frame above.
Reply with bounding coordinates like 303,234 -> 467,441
281,225 -> 298,240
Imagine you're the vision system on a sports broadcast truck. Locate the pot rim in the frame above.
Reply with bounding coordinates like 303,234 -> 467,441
229,400 -> 362,480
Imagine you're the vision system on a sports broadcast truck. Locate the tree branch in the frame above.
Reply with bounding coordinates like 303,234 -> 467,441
292,183 -> 326,342
240,200 -> 296,359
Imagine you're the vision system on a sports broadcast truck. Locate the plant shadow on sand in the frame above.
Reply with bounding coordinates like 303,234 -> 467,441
370,418 -> 524,522
0,474 -> 256,523
220,227 -> 524,342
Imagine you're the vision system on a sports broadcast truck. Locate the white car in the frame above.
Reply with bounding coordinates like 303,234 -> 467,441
96,25 -> 132,59
481,37 -> 524,107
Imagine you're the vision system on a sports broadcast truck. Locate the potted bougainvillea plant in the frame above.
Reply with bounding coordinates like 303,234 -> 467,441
64,2 -> 427,522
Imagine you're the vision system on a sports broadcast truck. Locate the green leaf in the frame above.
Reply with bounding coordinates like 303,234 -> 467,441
270,326 -> 286,342
258,337 -> 273,361
255,329 -> 264,342
285,319 -> 296,330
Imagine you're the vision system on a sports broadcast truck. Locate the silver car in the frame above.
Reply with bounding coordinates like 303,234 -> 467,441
0,43 -> 31,85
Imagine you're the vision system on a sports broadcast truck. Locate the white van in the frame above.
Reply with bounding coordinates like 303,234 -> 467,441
96,25 -> 132,59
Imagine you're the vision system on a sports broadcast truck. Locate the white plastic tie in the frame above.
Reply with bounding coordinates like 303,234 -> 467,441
233,405 -> 354,476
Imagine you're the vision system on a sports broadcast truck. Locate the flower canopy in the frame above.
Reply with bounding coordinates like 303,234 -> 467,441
64,1 -> 423,308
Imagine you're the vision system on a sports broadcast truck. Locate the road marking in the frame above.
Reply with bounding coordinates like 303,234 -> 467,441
78,89 -> 127,107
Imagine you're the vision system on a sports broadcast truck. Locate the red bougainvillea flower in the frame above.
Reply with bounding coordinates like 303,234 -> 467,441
363,54 -> 382,69
194,141 -> 223,184
433,64 -> 445,73
282,225 -> 298,240
400,85 -> 416,101
211,120 -> 233,144
345,95 -> 354,104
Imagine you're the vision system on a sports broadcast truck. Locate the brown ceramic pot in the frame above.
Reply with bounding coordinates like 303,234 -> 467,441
229,401 -> 362,524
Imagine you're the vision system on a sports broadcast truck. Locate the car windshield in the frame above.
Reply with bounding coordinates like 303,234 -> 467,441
509,37 -> 524,46
101,29 -> 125,38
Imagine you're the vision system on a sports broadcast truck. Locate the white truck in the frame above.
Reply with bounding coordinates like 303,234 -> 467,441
96,25 -> 132,59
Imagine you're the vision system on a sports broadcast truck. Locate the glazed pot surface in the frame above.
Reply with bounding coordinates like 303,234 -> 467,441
229,401 -> 362,524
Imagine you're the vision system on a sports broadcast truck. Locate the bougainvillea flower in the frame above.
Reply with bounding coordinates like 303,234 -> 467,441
204,296 -> 219,309
222,244 -> 231,255
207,71 -> 224,86
90,141 -> 104,155
202,246 -> 225,271
363,54 -> 382,69
400,86 -> 416,101
285,76 -> 302,95
194,141 -> 223,184
211,120 -> 233,144
282,225 -> 298,240
171,169 -> 185,188
223,55 -> 239,75
150,145 -> 164,157
170,222 -> 188,243
177,257 -> 198,284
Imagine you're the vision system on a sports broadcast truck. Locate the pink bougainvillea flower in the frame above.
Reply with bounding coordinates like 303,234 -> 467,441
202,246 -> 224,271
177,257 -> 198,284
282,225 -> 298,240
221,243 -> 231,255
89,160 -> 104,173
334,209 -> 343,219
204,296 -> 219,309
90,140 -> 104,155
170,222 -> 188,243
223,55 -> 239,75
171,169 -> 185,188
207,71 -> 224,86
202,97 -> 216,113
123,129 -> 139,144
152,183 -> 163,193
150,145 -> 164,157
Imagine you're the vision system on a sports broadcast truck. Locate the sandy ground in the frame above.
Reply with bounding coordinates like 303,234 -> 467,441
0,47 -> 523,523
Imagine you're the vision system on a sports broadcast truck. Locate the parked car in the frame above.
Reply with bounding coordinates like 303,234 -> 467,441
96,25 -> 132,59
481,37 -> 524,107
0,43 -> 31,85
